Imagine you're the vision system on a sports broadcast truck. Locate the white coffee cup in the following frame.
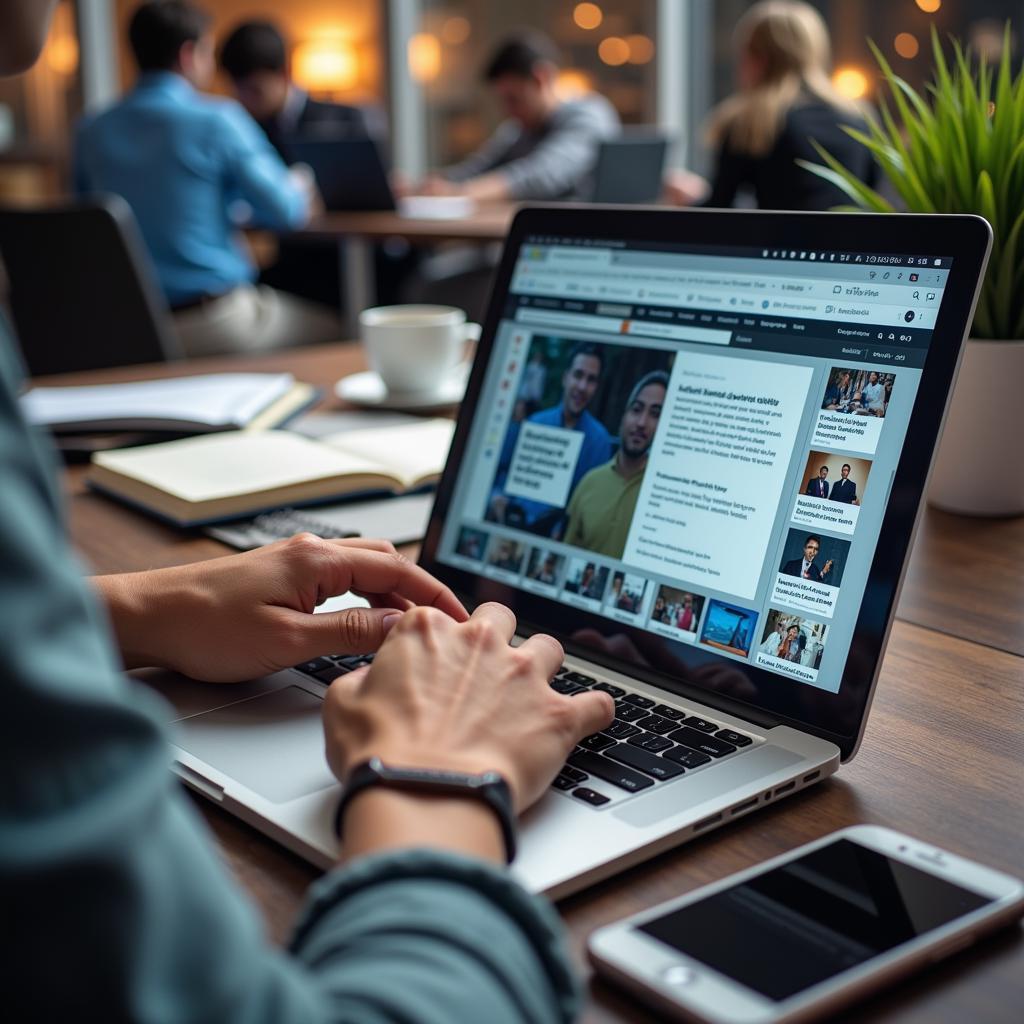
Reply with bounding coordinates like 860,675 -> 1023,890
359,304 -> 480,395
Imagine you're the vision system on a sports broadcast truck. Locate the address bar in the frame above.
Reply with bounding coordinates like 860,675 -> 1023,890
515,308 -> 731,346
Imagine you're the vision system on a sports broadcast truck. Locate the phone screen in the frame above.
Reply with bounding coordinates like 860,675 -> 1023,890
638,839 -> 993,1002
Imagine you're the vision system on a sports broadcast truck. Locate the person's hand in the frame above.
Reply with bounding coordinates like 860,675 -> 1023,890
821,559 -> 833,578
94,535 -> 466,683
323,602 -> 614,813
662,168 -> 710,206
416,174 -> 462,196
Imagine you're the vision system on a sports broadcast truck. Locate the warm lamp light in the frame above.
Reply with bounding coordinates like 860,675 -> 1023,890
409,33 -> 442,83
894,32 -> 920,59
46,34 -> 79,75
292,37 -> 359,93
915,0 -> 941,12
556,69 -> 594,99
574,3 -> 603,31
626,34 -> 655,65
598,36 -> 630,66
833,66 -> 869,99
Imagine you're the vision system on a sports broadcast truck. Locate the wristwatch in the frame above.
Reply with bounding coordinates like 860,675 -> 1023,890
334,756 -> 518,863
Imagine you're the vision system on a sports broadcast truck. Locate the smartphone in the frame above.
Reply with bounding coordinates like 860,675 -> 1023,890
588,825 -> 1024,1024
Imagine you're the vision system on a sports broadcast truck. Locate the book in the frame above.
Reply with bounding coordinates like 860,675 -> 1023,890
87,419 -> 456,526
21,373 -> 316,435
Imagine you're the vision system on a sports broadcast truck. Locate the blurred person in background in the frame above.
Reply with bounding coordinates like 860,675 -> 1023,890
219,20 -> 385,158
420,32 -> 619,202
75,1 -> 341,356
667,0 -> 877,210
219,18 -> 388,313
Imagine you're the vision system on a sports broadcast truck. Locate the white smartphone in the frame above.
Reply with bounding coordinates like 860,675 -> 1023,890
588,825 -> 1024,1024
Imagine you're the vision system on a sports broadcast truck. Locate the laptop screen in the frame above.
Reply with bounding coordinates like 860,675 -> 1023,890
426,221 -> 970,744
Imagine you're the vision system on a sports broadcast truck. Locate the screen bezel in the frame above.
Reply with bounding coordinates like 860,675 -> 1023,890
419,207 -> 991,759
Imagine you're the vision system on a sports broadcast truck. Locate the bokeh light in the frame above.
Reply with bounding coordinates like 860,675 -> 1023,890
894,32 -> 919,58
408,32 -> 441,83
440,17 -> 471,45
626,34 -> 655,65
574,3 -> 604,31
915,0 -> 941,13
598,36 -> 630,66
833,66 -> 869,99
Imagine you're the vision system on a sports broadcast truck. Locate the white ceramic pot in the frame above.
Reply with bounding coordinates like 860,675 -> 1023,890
929,337 -> 1024,516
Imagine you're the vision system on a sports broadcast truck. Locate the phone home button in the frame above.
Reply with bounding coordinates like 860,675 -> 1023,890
661,965 -> 697,987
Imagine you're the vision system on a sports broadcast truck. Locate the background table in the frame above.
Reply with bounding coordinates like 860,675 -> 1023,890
296,204 -> 517,335
54,343 -> 1024,1024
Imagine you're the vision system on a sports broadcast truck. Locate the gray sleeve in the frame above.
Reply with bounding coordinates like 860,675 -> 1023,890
0,319 -> 578,1024
442,120 -> 523,183
494,99 -> 620,200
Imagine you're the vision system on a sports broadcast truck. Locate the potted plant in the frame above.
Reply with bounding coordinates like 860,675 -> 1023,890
804,28 -> 1024,516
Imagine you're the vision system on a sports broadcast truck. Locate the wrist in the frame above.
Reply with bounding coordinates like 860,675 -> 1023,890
93,569 -> 190,671
339,787 -> 506,866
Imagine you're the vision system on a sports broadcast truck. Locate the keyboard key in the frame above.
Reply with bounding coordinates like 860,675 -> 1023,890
581,733 -> 616,752
652,704 -> 686,720
551,678 -> 585,695
593,682 -> 626,699
568,751 -> 656,793
554,665 -> 571,677
565,671 -> 595,686
624,694 -> 656,709
295,657 -> 335,676
683,716 -> 719,733
716,729 -> 753,747
668,727 -> 737,758
604,720 -> 641,740
614,702 -> 649,722
562,766 -> 588,783
637,714 -> 679,735
606,744 -> 685,781
663,746 -> 712,769
551,774 -> 576,791
573,787 -> 610,806
627,733 -> 673,753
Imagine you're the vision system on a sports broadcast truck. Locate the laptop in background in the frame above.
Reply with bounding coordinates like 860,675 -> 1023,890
284,136 -> 397,212
589,135 -> 670,204
147,207 -> 990,900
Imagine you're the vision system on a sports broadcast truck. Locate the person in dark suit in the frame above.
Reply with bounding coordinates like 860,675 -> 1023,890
666,1 -> 878,209
219,20 -> 387,310
829,463 -> 859,504
781,535 -> 834,583
805,465 -> 830,499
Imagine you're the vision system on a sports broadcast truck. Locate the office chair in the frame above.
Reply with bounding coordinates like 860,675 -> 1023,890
0,194 -> 183,376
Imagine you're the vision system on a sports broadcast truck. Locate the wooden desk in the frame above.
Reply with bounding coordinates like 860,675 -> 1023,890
57,345 -> 1024,1024
296,204 -> 517,335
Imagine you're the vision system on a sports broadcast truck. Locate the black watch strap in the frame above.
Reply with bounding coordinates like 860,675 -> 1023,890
334,757 -> 517,863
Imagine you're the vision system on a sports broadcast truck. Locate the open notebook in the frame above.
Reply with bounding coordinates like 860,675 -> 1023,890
87,419 -> 455,526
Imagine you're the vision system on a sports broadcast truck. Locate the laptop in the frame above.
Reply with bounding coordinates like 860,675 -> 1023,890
588,136 -> 670,204
146,208 -> 990,899
283,135 -> 473,219
284,136 -> 397,212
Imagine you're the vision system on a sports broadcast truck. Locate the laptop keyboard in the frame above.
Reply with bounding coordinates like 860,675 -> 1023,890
295,657 -> 756,809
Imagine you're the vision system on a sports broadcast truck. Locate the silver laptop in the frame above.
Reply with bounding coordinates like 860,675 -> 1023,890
147,208 -> 990,899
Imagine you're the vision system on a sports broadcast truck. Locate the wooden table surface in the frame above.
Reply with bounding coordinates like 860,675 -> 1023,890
53,343 -> 1024,1023
302,203 -> 518,243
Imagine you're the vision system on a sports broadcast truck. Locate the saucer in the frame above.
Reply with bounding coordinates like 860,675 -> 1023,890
335,365 -> 469,410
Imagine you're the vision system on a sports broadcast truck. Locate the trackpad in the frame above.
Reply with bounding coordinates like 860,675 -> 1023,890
174,686 -> 337,804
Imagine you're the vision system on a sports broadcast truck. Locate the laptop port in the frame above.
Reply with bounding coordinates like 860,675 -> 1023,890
730,797 -> 760,816
803,770 -> 821,783
693,813 -> 723,832
774,780 -> 796,796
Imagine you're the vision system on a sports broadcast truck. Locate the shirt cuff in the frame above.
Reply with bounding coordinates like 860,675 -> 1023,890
290,848 -> 580,1022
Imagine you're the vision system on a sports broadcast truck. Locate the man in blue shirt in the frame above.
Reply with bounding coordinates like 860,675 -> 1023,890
489,342 -> 613,535
75,1 -> 341,356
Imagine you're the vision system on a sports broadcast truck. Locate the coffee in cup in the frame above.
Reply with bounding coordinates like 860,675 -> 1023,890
359,304 -> 480,396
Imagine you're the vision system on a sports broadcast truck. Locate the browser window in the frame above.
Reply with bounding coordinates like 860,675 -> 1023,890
437,236 -> 950,694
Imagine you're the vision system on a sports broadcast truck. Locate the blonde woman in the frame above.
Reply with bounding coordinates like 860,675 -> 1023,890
672,0 -> 877,209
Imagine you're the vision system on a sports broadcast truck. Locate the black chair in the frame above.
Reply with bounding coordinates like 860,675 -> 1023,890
0,194 -> 182,376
